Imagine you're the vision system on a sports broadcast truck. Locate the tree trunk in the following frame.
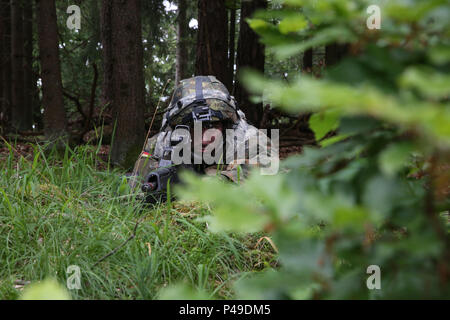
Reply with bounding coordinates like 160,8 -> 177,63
0,1 -> 4,125
100,0 -> 113,108
234,0 -> 267,126
175,0 -> 189,85
102,0 -> 145,168
0,0 -> 12,130
228,0 -> 236,91
195,0 -> 230,90
303,48 -> 313,72
11,0 -> 30,130
36,0 -> 68,141
325,43 -> 349,67
23,1 -> 35,127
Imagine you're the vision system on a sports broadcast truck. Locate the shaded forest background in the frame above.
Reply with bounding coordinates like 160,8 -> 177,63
0,0 -> 449,300
0,0 -> 344,167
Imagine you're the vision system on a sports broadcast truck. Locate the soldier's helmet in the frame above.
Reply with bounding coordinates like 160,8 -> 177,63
160,76 -> 240,130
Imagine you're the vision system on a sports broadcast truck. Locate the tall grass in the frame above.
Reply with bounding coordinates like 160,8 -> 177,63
0,140 -> 274,299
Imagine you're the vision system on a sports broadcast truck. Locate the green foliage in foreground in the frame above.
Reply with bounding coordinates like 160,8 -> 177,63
176,0 -> 450,299
0,144 -> 274,299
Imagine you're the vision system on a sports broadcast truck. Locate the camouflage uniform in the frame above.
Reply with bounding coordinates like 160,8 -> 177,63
129,76 -> 273,191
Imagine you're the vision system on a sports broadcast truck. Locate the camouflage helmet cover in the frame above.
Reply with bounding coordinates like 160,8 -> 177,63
161,76 -> 240,129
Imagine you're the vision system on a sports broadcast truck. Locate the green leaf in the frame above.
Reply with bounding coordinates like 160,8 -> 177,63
399,67 -> 450,99
271,26 -> 356,59
278,15 -> 308,34
20,278 -> 71,300
362,176 -> 405,219
176,172 -> 270,233
320,134 -> 349,147
378,142 -> 414,176
333,206 -> 370,230
247,18 -> 271,32
428,45 -> 450,65
385,0 -> 447,22
309,109 -> 341,141
241,71 -> 450,145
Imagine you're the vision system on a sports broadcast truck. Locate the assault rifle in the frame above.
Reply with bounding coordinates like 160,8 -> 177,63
140,125 -> 190,204
141,164 -> 180,204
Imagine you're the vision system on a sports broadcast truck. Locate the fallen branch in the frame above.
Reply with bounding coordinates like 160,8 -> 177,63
92,215 -> 148,267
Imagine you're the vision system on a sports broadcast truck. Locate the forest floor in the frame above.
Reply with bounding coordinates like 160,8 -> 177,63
0,141 -> 288,299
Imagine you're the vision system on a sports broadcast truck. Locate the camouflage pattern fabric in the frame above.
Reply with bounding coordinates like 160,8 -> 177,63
161,76 -> 240,129
128,119 -> 263,189
129,75 -> 275,191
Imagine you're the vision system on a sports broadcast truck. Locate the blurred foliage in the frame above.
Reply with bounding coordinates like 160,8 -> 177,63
20,278 -> 71,300
159,283 -> 210,300
176,0 -> 450,299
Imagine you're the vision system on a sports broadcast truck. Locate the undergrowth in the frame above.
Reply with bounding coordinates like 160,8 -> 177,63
0,140 -> 276,299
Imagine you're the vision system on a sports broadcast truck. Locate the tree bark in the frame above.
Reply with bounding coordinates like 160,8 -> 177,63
228,0 -> 236,91
23,1 -> 35,127
0,0 -> 12,129
195,0 -> 230,90
0,1 -> 4,124
11,0 -> 30,130
303,48 -> 313,71
101,0 -> 145,168
36,0 -> 68,141
100,0 -> 113,108
175,0 -> 189,85
234,0 -> 267,126
325,43 -> 349,67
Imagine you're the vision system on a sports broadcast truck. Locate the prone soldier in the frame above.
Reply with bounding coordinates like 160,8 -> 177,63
129,75 -> 277,203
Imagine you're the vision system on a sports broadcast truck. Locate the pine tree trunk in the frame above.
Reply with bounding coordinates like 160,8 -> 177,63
23,2 -> 34,127
234,0 -> 267,126
102,0 -> 145,168
195,0 -> 230,90
303,48 -> 313,71
325,43 -> 349,67
0,1 -> 4,124
100,0 -> 113,108
0,0 -> 11,129
11,0 -> 30,130
228,0 -> 236,91
36,0 -> 68,141
175,0 -> 188,85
